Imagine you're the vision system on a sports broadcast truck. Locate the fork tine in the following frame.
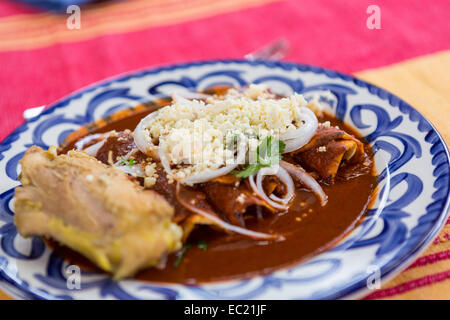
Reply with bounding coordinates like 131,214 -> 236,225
245,38 -> 290,61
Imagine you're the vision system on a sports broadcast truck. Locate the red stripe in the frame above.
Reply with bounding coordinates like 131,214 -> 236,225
363,270 -> 450,299
406,250 -> 450,270
1,0 -> 450,142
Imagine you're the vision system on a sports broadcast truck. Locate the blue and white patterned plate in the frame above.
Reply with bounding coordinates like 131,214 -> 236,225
0,60 -> 449,300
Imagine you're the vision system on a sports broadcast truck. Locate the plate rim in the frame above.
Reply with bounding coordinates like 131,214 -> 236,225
0,59 -> 449,300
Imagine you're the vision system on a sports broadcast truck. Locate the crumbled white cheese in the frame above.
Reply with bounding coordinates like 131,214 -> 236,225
236,193 -> 246,204
318,146 -> 327,152
144,163 -> 157,177
137,85 -> 319,179
143,163 -> 158,188
109,130 -> 119,137
144,177 -> 156,188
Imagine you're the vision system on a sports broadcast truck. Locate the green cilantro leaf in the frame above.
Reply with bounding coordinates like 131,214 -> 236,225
226,133 -> 241,150
119,157 -> 137,166
232,164 -> 261,178
257,136 -> 285,166
197,240 -> 208,251
173,243 -> 192,267
173,240 -> 208,267
232,136 -> 285,178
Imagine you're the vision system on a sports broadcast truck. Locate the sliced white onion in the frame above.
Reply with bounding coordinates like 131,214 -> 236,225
74,133 -> 104,150
121,147 -> 138,161
249,166 -> 291,210
281,107 -> 318,153
280,160 -> 328,206
179,138 -> 247,185
249,175 -> 285,210
172,91 -> 209,101
113,163 -> 144,177
176,183 -> 282,240
158,139 -> 173,177
83,140 -> 105,157
268,166 -> 295,204
133,111 -> 160,157
113,147 -> 144,177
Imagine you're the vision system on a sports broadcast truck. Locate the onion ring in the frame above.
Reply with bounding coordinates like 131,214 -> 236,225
249,166 -> 292,210
133,111 -> 160,157
281,107 -> 318,153
268,166 -> 295,204
158,138 -> 173,177
280,160 -> 328,206
114,164 -> 144,177
74,133 -> 104,150
83,140 -> 105,157
179,136 -> 247,185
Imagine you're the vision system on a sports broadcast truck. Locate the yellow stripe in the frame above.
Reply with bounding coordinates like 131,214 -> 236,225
0,0 -> 280,52
369,220 -> 450,299
0,0 -> 195,31
381,259 -> 450,289
378,278 -> 450,300
356,50 -> 450,146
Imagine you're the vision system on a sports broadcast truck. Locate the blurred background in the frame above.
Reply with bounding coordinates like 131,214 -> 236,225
0,0 -> 449,299
0,0 -> 449,140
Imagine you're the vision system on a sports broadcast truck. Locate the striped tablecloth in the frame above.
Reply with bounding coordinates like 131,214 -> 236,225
0,0 -> 448,299
356,51 -> 450,299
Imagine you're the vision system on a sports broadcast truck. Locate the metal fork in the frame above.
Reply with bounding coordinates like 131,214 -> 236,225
22,39 -> 290,120
244,38 -> 290,61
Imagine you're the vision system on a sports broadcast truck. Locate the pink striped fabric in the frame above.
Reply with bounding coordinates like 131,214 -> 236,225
406,250 -> 450,270
364,270 -> 450,299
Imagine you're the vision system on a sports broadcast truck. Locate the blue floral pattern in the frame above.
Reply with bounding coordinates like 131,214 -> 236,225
0,60 -> 448,299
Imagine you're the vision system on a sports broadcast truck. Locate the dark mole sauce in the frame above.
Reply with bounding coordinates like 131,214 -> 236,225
56,108 -> 377,285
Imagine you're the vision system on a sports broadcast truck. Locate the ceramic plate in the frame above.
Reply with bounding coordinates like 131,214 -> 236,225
0,60 -> 448,299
